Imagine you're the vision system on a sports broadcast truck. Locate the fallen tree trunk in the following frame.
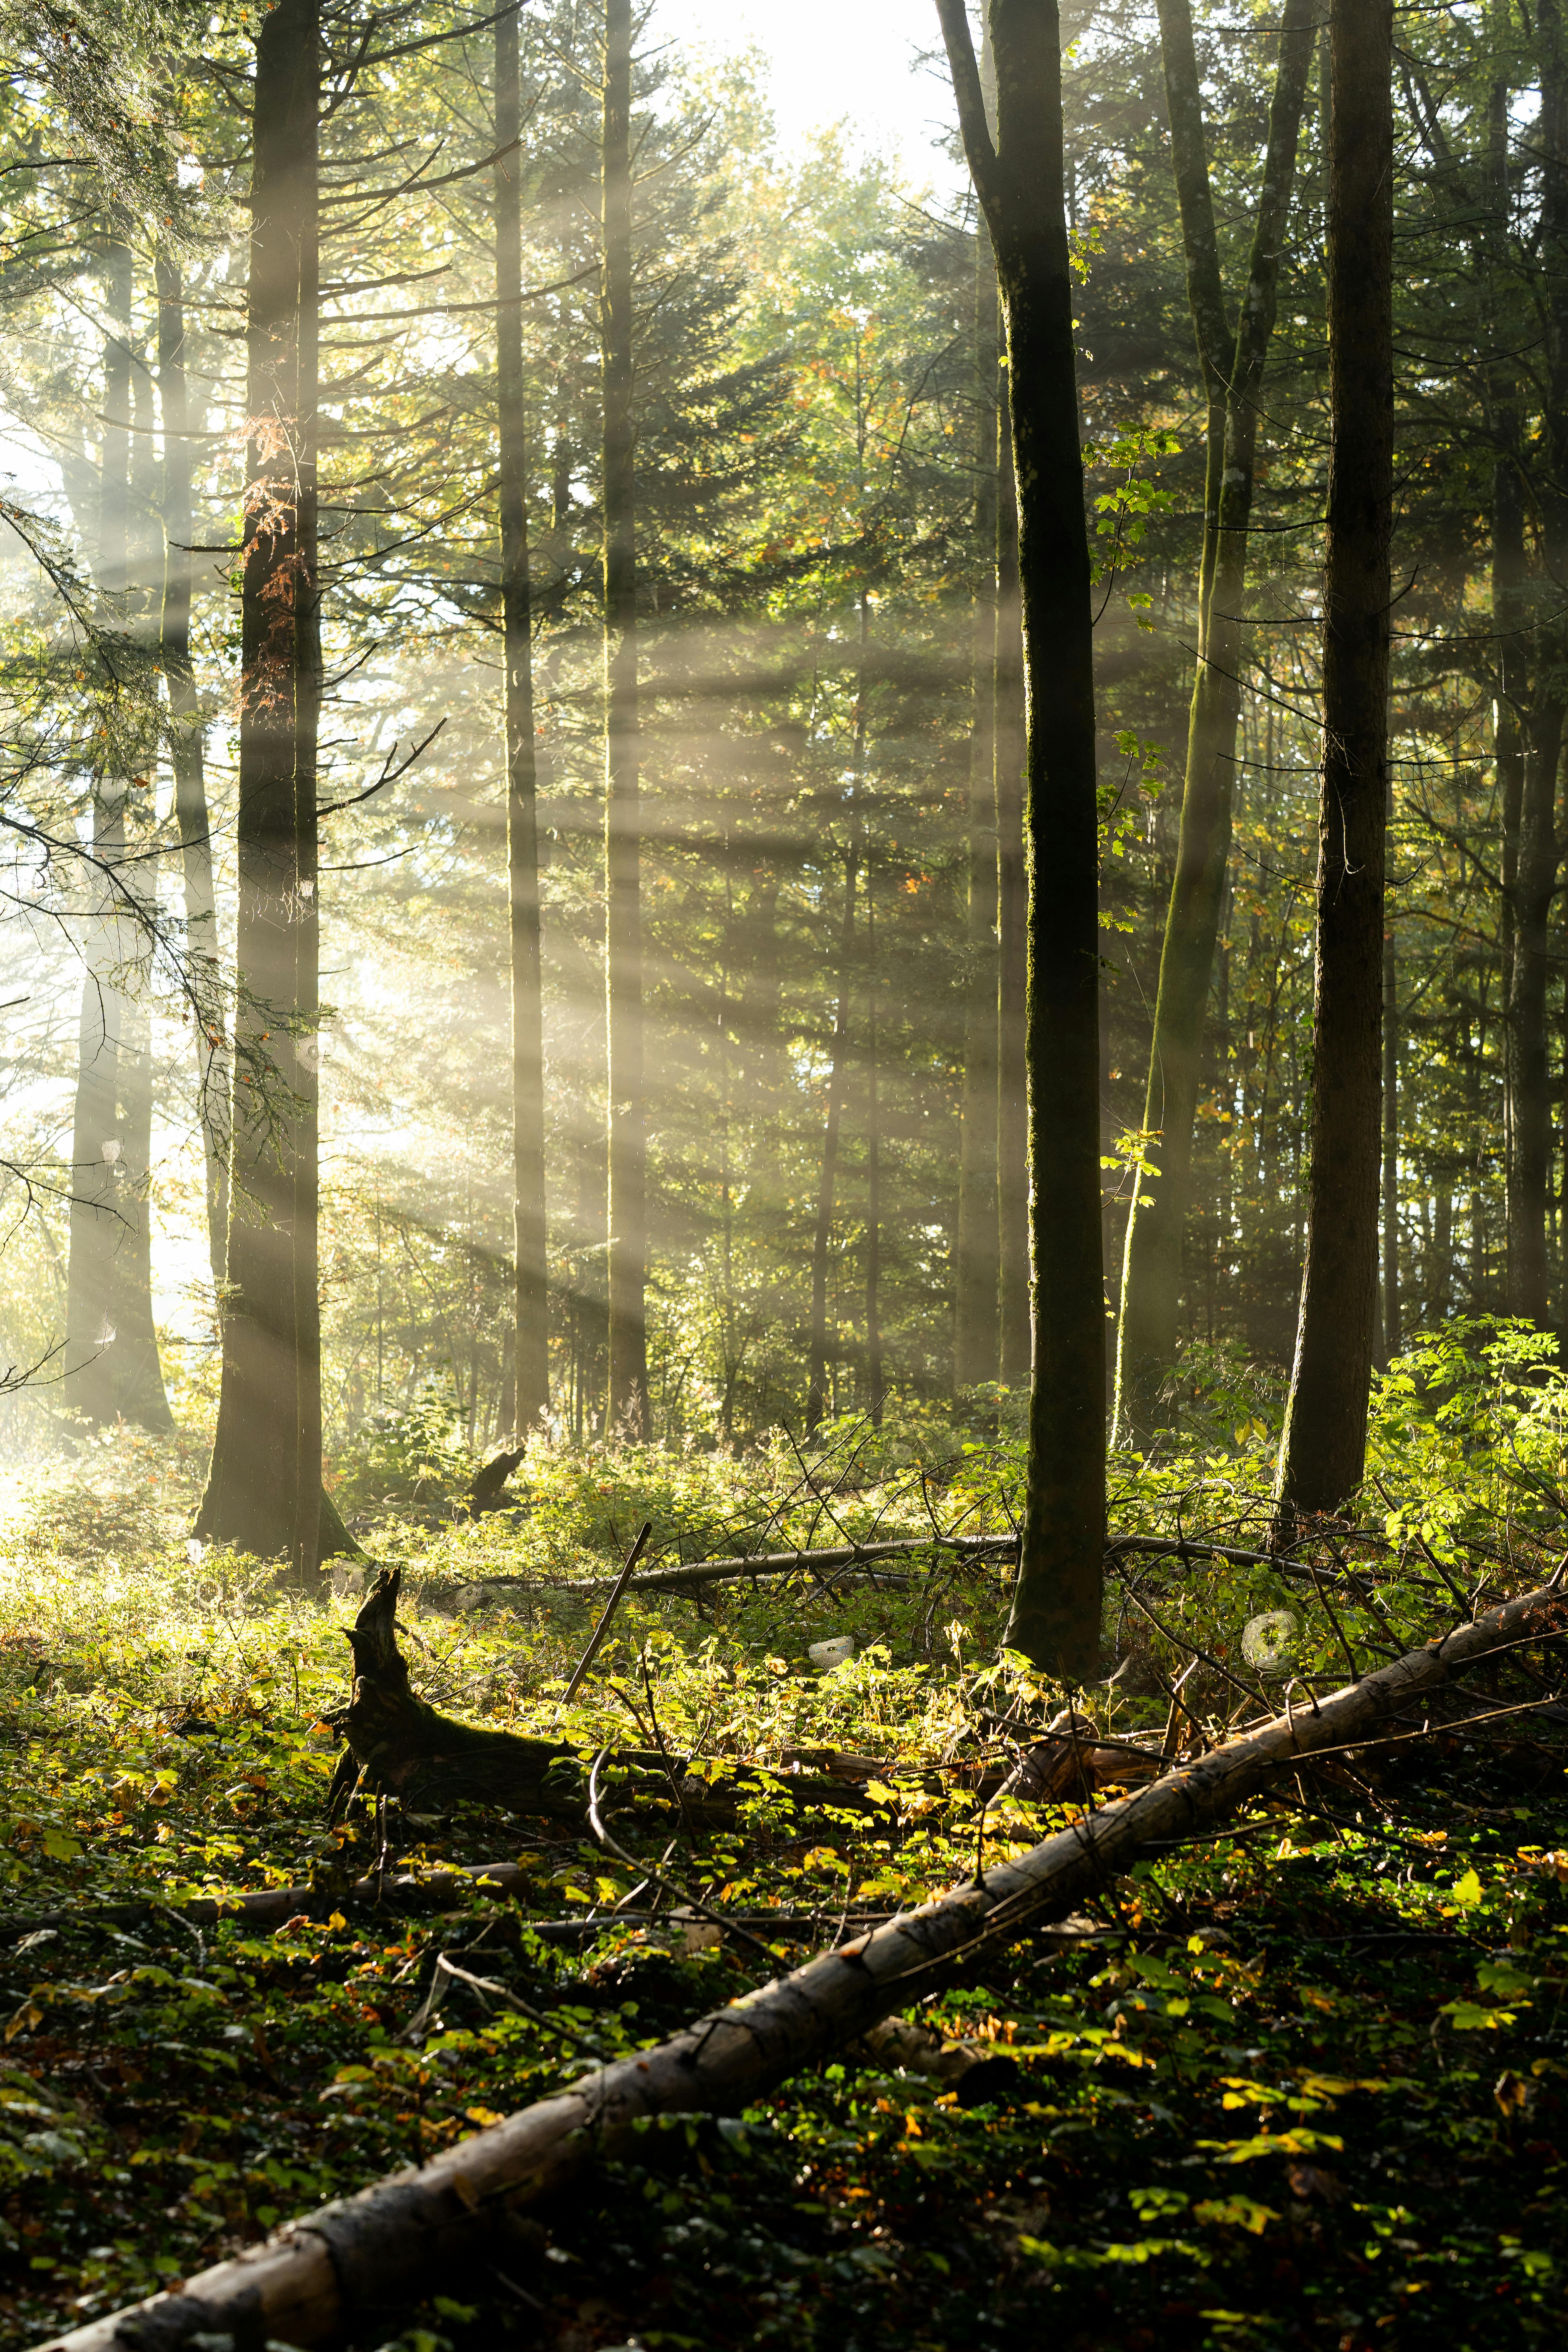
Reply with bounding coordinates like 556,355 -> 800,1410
458,1530 -> 1015,1602
43,1574 -> 1568,2352
454,1525 -> 1423,1606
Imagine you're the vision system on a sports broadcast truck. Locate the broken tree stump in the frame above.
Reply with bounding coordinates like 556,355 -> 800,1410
326,1568 -> 880,1828
325,1567 -> 589,1822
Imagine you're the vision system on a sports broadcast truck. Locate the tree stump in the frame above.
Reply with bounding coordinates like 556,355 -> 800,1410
326,1568 -> 586,1822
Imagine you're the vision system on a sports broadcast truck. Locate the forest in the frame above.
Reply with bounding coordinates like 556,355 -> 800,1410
3,0 -> 1568,2345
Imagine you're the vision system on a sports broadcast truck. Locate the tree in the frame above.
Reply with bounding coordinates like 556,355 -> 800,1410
601,0 -> 648,1441
938,0 -> 1105,1677
1114,0 -> 1315,1441
1276,0 -> 1395,1518
953,203 -> 1001,1392
194,0 -> 322,1574
806,835 -> 858,1428
62,240 -> 132,1430
496,2 -> 549,1438
156,250 -> 228,1294
1503,0 -> 1568,1325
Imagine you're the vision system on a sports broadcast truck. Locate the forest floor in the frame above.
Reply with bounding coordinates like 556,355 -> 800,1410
1,1365 -> 1567,2351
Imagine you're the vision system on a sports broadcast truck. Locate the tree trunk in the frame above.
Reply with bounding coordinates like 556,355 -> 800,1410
1115,0 -> 1315,1441
497,4 -> 550,1437
292,53 -> 323,1583
994,383 -> 1029,1387
64,239 -> 133,1431
195,0 -> 322,1574
1497,437 -> 1526,1286
156,253 -> 228,1293
806,845 -> 858,1431
110,994 -> 173,1430
1511,0 -> 1568,1325
104,298 -> 173,1433
601,0 -> 647,1441
954,208 -> 1001,1390
1276,0 -> 1394,1519
940,0 -> 1104,1677
865,873 -> 883,1422
1381,902 -> 1400,1362
1507,702 -> 1564,1324
47,1572 -> 1568,2352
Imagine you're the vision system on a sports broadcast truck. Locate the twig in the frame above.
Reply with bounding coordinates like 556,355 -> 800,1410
562,1522 -> 652,1702
584,1750 -> 774,1961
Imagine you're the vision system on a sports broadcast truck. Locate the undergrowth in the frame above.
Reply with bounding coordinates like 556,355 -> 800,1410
0,1320 -> 1566,2348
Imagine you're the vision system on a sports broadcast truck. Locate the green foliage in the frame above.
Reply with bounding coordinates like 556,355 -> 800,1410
1,1368 -> 1568,2339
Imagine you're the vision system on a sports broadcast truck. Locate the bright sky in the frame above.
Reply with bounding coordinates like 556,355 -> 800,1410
666,0 -> 963,189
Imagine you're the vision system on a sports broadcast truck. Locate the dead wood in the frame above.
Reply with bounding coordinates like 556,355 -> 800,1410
324,1568 -> 586,1822
43,1574 -> 1568,2352
457,1530 -> 1015,1605
854,2014 -> 1023,2108
326,1568 -> 882,1826
465,1446 -> 526,1519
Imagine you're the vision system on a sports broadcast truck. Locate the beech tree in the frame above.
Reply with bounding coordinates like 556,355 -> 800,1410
938,0 -> 1105,1676
1114,0 -> 1315,1442
496,1 -> 549,1439
194,0 -> 322,1575
1276,0 -> 1395,1518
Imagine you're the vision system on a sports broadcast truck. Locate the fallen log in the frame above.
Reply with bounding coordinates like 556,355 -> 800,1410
451,1526 -> 1409,1609
455,1530 -> 1015,1604
42,1573 -> 1568,2352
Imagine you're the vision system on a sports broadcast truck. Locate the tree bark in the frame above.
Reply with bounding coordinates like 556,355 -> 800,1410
292,47 -> 323,1583
994,385 -> 1029,1386
1508,704 -> 1563,1325
103,316 -> 174,1432
45,1572 -> 1568,2352
1381,902 -> 1401,1361
64,239 -> 133,1431
156,253 -> 228,1294
194,0 -> 322,1574
1277,0 -> 1394,1519
865,872 -> 883,1421
939,0 -> 1104,1677
601,0 -> 648,1441
954,209 -> 1001,1390
110,993 -> 173,1430
497,4 -> 550,1437
1509,1 -> 1568,1325
806,844 -> 858,1430
1115,0 -> 1315,1441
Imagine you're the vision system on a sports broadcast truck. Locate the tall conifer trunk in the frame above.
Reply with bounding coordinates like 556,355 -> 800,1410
939,0 -> 1105,1676
64,240 -> 132,1429
110,330 -> 173,1432
157,254 -> 228,1294
994,391 -> 1029,1385
865,874 -> 883,1423
1508,1 -> 1568,1324
195,0 -> 322,1573
1115,0 -> 1314,1439
953,212 -> 1001,1390
497,3 -> 549,1436
601,0 -> 647,1439
806,844 -> 858,1431
1276,0 -> 1394,1519
1508,704 -> 1563,1324
1382,907 -> 1400,1361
